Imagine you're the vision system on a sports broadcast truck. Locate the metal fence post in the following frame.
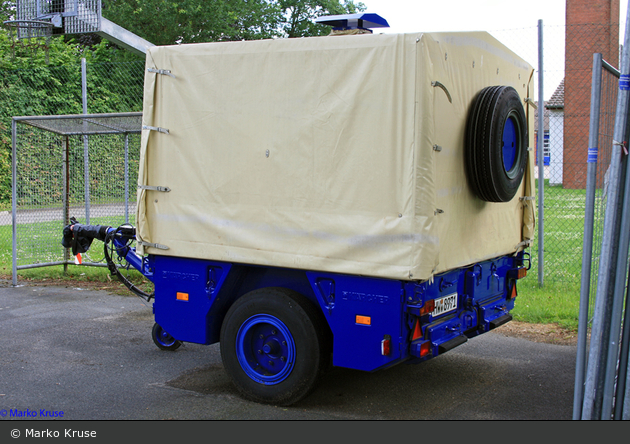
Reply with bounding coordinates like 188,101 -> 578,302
602,107 -> 630,419
574,52 -> 604,420
63,135 -> 70,274
124,133 -> 129,224
582,6 -> 630,419
82,58 -> 91,224
614,253 -> 630,419
537,19 -> 545,287
11,118 -> 17,287
622,294 -> 630,418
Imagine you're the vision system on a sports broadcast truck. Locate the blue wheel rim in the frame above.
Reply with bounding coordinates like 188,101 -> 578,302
235,314 -> 296,385
502,113 -> 520,179
155,326 -> 177,347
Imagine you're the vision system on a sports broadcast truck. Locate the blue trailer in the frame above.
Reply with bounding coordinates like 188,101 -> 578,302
62,15 -> 535,405
64,222 -> 529,405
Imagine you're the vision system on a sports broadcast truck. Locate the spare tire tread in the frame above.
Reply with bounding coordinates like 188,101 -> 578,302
465,85 -> 528,203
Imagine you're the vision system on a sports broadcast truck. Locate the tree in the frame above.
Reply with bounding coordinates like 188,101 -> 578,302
102,0 -> 366,46
278,0 -> 365,38
102,0 -> 283,46
3,1 -> 367,47
1,1 -> 13,22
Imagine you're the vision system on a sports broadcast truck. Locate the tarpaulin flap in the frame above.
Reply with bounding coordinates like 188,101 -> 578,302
137,31 -> 534,281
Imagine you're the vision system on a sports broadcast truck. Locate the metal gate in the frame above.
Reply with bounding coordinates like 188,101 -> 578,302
11,112 -> 142,285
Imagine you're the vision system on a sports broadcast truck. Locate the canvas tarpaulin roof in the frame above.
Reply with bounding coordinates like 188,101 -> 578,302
136,31 -> 535,282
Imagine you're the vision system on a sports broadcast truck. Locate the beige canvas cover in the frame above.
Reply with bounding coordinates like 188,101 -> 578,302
137,31 -> 535,282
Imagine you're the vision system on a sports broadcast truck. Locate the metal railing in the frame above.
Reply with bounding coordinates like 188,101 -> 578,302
574,3 -> 630,418
574,53 -> 623,419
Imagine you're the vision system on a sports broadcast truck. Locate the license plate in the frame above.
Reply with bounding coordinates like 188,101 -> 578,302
432,293 -> 458,317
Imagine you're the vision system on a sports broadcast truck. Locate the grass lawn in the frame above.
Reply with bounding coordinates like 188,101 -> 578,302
1,180 -> 595,332
511,180 -> 601,330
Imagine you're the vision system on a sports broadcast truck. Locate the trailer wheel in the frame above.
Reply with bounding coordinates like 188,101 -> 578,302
152,323 -> 182,351
465,85 -> 528,202
220,287 -> 330,406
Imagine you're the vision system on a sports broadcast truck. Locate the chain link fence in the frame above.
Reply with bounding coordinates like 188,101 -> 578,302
0,25 -> 623,294
490,24 -> 620,297
10,114 -> 142,279
0,59 -> 144,276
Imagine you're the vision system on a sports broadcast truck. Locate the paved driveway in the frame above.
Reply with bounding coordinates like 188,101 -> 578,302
0,281 -> 577,421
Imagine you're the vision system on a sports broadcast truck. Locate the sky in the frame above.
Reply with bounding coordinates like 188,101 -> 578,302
359,0 -> 629,99
360,0 -> 626,35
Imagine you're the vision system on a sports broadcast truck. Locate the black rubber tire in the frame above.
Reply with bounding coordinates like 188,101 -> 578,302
151,322 -> 182,351
465,85 -> 528,202
220,287 -> 331,406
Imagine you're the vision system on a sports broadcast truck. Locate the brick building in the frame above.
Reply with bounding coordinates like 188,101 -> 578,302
563,0 -> 619,189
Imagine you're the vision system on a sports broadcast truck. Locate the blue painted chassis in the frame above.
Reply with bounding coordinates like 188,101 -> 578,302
112,233 -> 525,372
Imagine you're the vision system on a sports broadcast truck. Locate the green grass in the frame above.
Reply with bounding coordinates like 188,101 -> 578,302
0,214 -> 149,294
2,181 -> 593,331
513,274 -> 583,330
510,179 -> 595,330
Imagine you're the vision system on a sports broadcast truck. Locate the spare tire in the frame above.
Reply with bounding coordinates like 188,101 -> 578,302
465,85 -> 528,202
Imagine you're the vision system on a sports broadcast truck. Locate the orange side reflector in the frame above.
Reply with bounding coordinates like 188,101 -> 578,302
356,315 -> 371,325
176,292 -> 189,301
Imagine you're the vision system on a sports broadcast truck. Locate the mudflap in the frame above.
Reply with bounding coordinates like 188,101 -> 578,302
489,313 -> 513,330
438,335 -> 468,354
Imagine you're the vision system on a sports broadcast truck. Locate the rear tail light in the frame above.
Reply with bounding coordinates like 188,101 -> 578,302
381,335 -> 391,356
419,341 -> 431,358
419,299 -> 435,316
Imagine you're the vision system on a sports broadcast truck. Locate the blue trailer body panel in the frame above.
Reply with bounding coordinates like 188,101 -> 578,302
147,251 -> 524,373
307,272 -> 404,371
152,255 -> 232,345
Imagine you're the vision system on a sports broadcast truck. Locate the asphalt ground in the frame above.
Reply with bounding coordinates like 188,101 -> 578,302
0,281 -> 578,423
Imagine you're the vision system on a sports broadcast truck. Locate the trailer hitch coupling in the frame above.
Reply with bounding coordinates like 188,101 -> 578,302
61,217 -> 110,255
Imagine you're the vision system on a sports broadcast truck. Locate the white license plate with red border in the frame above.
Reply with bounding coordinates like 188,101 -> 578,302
432,293 -> 458,317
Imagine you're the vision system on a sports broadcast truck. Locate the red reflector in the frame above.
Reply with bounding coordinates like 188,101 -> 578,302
419,299 -> 435,316
381,336 -> 391,356
509,283 -> 517,300
420,341 -> 431,358
412,320 -> 423,341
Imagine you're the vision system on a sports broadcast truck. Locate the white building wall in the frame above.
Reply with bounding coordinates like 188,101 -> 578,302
549,111 -> 564,185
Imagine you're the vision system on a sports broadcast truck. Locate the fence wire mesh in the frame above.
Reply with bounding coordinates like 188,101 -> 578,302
11,115 -> 141,274
494,24 -> 617,286
0,25 -> 622,300
2,17 -> 629,418
0,59 -> 144,277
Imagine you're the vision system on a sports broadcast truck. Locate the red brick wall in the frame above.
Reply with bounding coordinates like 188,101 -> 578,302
563,0 -> 619,189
